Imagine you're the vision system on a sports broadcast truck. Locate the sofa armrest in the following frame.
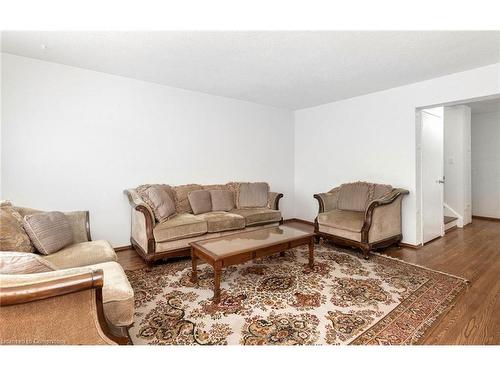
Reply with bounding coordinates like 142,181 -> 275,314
268,192 -> 284,211
124,189 -> 155,254
0,269 -> 123,345
361,188 -> 409,242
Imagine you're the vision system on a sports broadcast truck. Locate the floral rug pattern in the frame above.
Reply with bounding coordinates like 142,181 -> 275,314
126,242 -> 467,345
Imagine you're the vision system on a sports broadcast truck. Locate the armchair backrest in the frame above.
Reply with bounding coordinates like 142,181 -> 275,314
337,182 -> 393,212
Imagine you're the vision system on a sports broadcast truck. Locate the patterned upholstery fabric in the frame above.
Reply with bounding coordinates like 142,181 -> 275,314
337,182 -> 394,212
172,184 -> 203,214
23,211 -> 73,255
0,201 -> 35,253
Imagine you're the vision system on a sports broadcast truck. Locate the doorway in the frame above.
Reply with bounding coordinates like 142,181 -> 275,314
417,95 -> 500,245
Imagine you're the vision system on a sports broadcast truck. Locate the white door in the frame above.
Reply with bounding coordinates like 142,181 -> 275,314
421,108 -> 444,243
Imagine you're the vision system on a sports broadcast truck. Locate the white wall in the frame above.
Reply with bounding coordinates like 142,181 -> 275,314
443,105 -> 472,226
294,63 -> 500,245
471,110 -> 500,219
1,53 -> 294,246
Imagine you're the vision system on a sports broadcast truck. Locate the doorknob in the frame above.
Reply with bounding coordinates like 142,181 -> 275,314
436,179 -> 445,184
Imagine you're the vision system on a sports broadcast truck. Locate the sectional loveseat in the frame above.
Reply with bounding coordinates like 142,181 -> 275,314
124,182 -> 283,263
0,202 -> 134,345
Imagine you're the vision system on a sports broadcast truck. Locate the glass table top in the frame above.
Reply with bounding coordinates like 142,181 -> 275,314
191,226 -> 313,258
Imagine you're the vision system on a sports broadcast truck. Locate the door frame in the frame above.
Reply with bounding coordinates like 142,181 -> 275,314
415,93 -> 500,245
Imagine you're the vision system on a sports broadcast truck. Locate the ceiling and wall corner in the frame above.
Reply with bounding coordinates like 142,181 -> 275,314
2,31 -> 500,109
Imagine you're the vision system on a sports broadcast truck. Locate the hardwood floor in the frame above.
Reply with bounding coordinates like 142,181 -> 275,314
117,218 -> 500,344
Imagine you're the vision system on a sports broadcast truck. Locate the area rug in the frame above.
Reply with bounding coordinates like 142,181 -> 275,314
125,242 -> 468,345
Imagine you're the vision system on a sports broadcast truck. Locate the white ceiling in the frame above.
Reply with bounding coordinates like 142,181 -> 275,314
468,97 -> 500,114
2,31 -> 500,109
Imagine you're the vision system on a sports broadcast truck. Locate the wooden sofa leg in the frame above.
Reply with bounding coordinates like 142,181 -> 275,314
362,245 -> 371,260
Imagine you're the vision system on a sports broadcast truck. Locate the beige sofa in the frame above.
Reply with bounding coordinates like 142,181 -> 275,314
313,182 -> 409,259
0,205 -> 134,345
124,182 -> 283,263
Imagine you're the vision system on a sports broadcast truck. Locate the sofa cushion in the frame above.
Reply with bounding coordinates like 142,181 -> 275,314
87,261 -> 135,327
173,184 -> 203,214
136,184 -> 175,222
237,182 -> 269,208
188,190 -> 212,214
0,202 -> 35,253
210,190 -> 235,212
153,214 -> 207,243
318,224 -> 362,242
23,212 -> 73,255
0,251 -> 55,274
337,182 -> 371,212
230,208 -> 281,226
43,240 -> 117,269
317,209 -> 365,233
196,212 -> 245,233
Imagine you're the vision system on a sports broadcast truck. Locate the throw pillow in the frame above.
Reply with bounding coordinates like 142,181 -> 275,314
237,182 -> 269,208
23,212 -> 74,255
0,202 -> 35,253
188,190 -> 212,214
138,185 -> 176,222
210,190 -> 235,211
0,251 -> 55,274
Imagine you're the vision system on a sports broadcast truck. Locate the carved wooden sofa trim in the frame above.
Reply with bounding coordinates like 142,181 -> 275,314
0,269 -> 129,345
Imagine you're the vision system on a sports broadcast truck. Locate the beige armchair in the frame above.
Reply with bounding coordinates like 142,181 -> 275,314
313,182 -> 409,259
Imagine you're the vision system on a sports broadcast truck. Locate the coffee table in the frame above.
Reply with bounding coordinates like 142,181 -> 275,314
190,226 -> 315,303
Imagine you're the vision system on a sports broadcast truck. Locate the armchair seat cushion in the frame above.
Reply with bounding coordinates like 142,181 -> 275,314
153,214 -> 207,243
44,240 -> 117,269
196,212 -> 245,233
230,208 -> 281,226
318,209 -> 365,233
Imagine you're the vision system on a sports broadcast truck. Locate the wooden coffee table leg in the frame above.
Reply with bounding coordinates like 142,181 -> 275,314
190,248 -> 198,283
213,261 -> 222,303
308,239 -> 314,269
